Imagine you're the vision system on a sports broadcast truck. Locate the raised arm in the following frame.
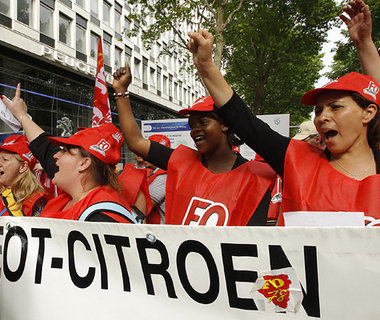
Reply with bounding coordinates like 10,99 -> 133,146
188,30 -> 233,107
340,0 -> 380,83
113,63 -> 151,158
188,30 -> 290,177
1,83 -> 59,178
1,83 -> 44,142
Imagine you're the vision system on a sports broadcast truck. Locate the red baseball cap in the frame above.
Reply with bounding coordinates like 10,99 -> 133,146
301,72 -> 380,106
178,96 -> 215,115
49,123 -> 124,165
0,135 -> 37,168
148,134 -> 171,148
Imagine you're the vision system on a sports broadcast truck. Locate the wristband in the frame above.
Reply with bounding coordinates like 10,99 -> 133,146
113,91 -> 130,98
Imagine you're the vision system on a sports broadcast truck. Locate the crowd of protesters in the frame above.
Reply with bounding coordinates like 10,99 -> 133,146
0,0 -> 379,227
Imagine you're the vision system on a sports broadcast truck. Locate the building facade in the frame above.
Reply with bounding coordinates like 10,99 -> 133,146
0,0 -> 204,162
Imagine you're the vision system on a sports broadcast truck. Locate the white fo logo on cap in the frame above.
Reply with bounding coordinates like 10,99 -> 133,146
89,139 -> 110,156
22,151 -> 34,162
112,132 -> 122,143
192,97 -> 207,106
3,139 -> 16,146
363,81 -> 379,101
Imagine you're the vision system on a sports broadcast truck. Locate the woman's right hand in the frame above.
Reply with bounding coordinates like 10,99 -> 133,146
113,62 -> 132,93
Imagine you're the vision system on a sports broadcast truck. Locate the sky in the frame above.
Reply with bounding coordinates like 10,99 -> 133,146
316,25 -> 347,87
311,4 -> 348,121
316,0 -> 347,87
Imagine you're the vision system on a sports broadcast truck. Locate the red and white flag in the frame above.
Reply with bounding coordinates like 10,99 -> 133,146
92,37 -> 112,127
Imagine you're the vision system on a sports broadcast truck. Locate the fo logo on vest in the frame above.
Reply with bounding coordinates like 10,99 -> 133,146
182,197 -> 229,226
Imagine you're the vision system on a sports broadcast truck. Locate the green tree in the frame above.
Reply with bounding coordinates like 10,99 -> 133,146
328,0 -> 380,79
126,0 -> 251,70
223,0 -> 338,126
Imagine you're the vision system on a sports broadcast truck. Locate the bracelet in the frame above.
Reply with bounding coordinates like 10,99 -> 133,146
113,91 -> 130,99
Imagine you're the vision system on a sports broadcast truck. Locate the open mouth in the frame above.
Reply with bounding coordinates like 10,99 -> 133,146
0,170 -> 4,176
324,130 -> 338,141
194,135 -> 205,143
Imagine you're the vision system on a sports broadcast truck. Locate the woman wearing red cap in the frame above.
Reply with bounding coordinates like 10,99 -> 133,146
0,134 -> 46,217
113,67 -> 276,226
187,1 -> 380,226
1,85 -> 138,223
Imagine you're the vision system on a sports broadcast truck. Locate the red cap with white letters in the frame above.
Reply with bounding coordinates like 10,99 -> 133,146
301,72 -> 380,105
148,134 -> 171,148
49,123 -> 124,165
178,96 -> 215,115
0,134 -> 37,168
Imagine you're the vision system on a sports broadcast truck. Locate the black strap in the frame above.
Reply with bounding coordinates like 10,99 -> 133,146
0,192 -> 25,217
131,205 -> 146,223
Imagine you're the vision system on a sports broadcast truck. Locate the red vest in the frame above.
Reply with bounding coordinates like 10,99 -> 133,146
0,190 -> 46,217
165,145 -> 276,226
279,140 -> 380,226
119,164 -> 152,212
40,186 -> 136,223
145,168 -> 167,224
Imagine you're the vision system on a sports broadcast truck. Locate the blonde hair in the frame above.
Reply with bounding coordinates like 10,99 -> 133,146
11,154 -> 44,205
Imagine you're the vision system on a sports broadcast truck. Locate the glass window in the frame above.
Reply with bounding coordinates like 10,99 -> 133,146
76,0 -> 84,7
124,19 -> 131,33
90,32 -> 99,58
134,58 -> 141,80
179,81 -> 182,101
103,2 -> 110,25
150,68 -> 155,88
103,41 -> 111,66
125,46 -> 132,64
59,14 -> 71,45
142,63 -> 147,85
115,11 -> 121,33
163,75 -> 168,95
157,67 -> 161,91
0,0 -> 10,16
125,52 -> 131,64
115,47 -> 122,68
90,0 -> 98,17
135,32 -> 141,48
169,75 -> 173,97
40,4 -> 53,37
174,82 -> 178,100
76,25 -> 86,54
17,0 -> 33,26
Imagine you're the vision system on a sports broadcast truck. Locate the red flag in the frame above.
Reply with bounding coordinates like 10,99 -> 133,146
92,37 -> 112,127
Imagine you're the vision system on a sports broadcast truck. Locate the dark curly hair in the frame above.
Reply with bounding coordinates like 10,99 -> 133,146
349,92 -> 380,148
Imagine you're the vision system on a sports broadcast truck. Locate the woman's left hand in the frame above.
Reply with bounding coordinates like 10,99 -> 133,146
1,83 -> 28,122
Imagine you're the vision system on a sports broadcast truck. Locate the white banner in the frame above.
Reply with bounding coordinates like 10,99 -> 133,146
141,118 -> 193,149
1,217 -> 379,319
141,114 -> 289,160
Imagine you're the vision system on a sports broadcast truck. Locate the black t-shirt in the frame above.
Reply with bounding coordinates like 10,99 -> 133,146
215,91 -> 380,176
29,132 -> 60,179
